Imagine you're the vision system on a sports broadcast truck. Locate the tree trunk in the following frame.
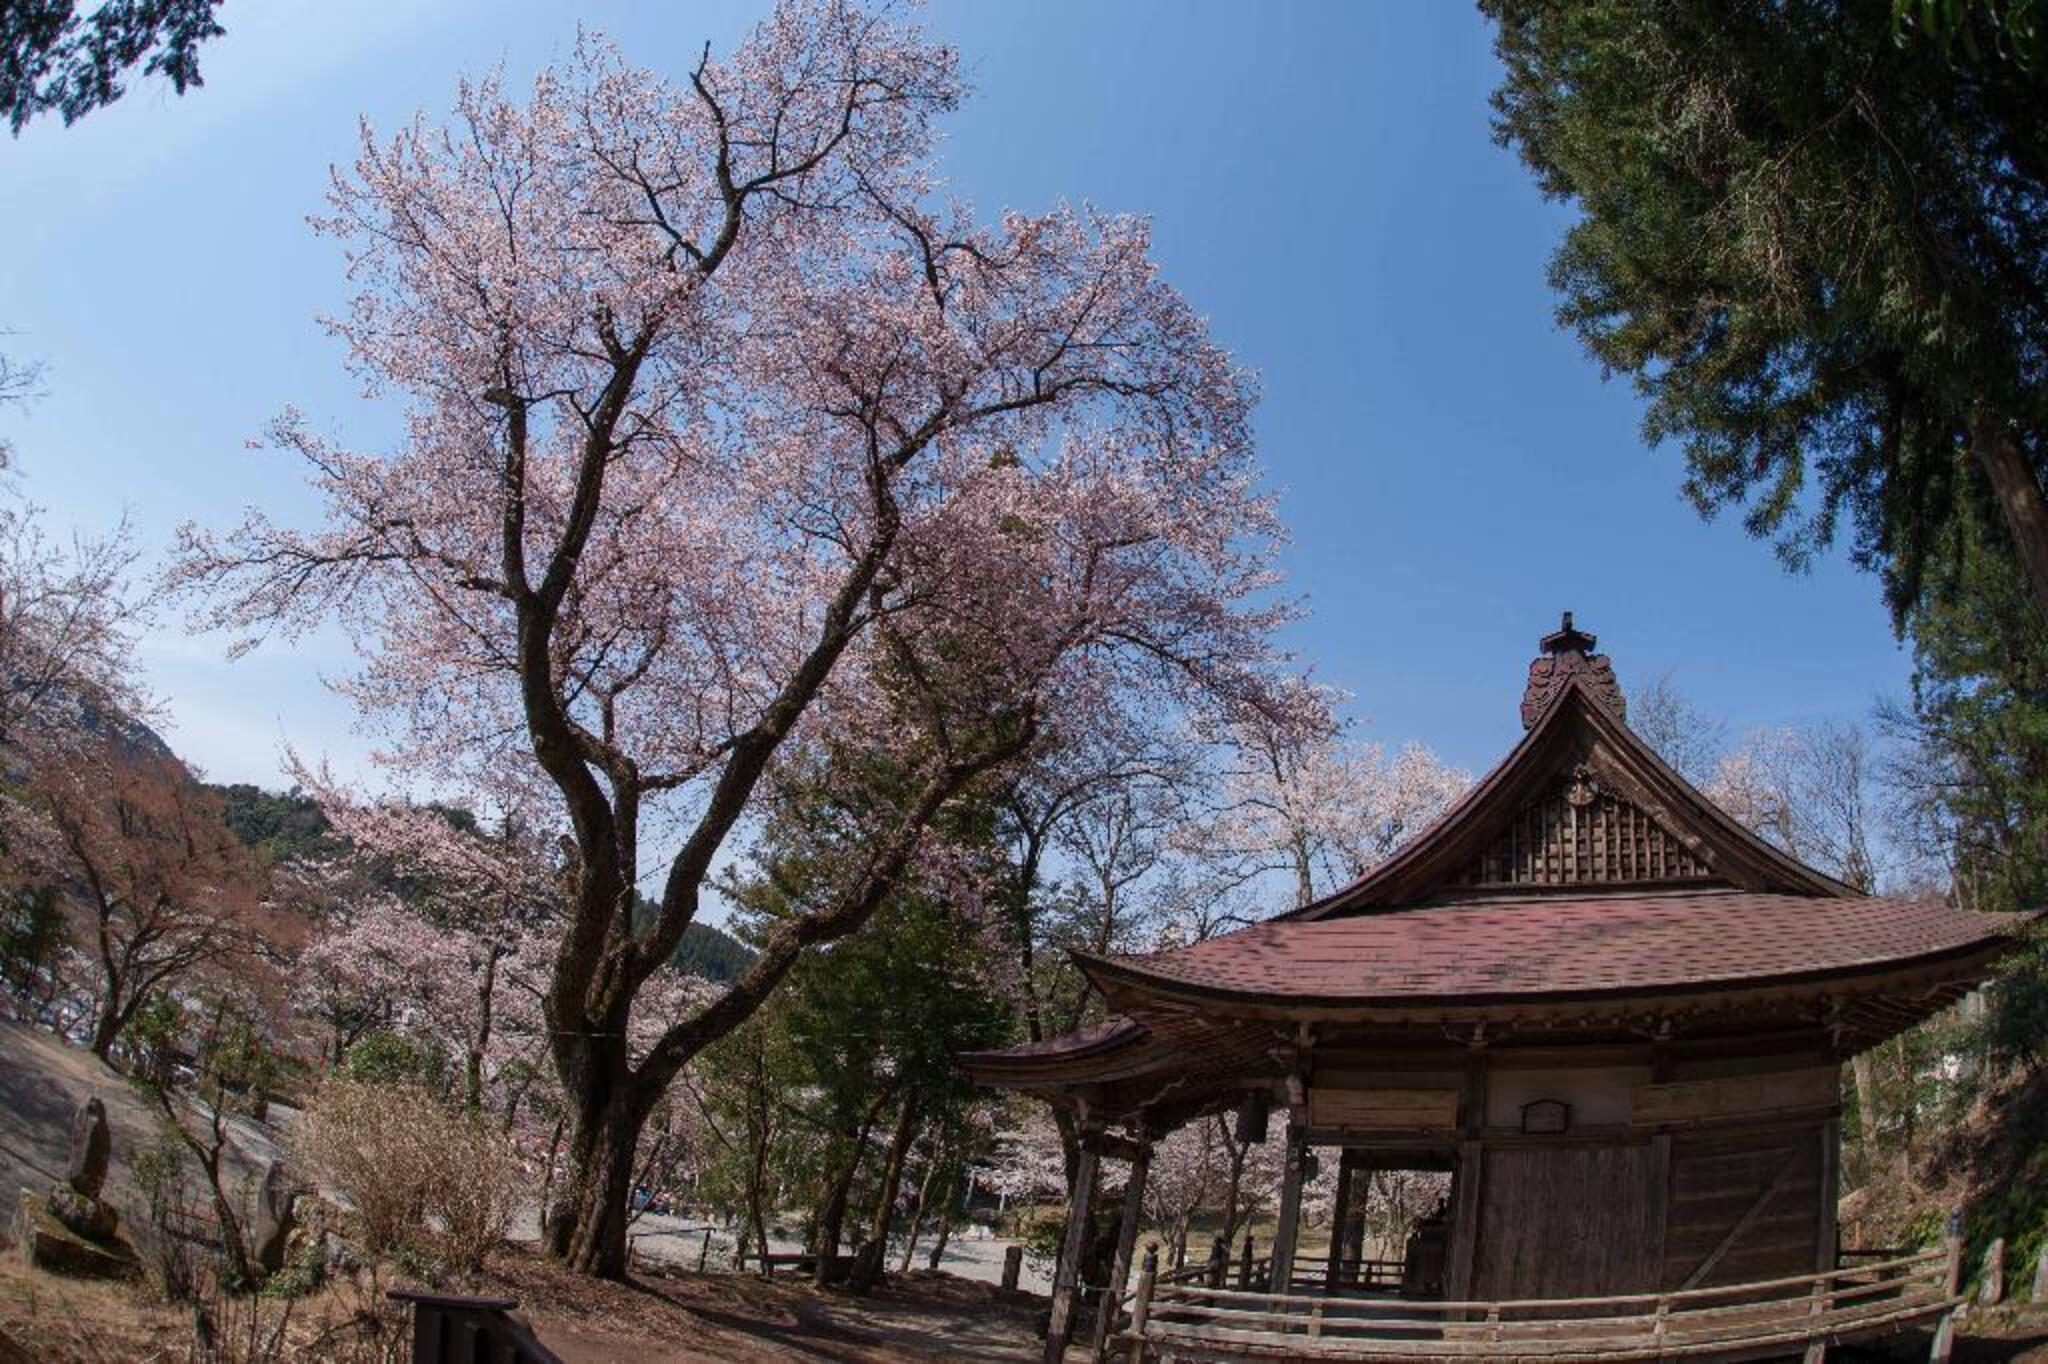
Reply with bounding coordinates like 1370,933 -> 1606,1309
466,943 -> 501,1112
1850,1053 -> 1882,1181
852,1101 -> 920,1291
1972,407 -> 2048,628
811,1123 -> 874,1286
926,1170 -> 963,1271
89,997 -> 120,1059
544,1081 -> 649,1279
899,1148 -> 941,1274
537,1115 -> 566,1238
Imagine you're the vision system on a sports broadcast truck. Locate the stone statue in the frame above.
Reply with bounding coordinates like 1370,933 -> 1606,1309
46,1097 -> 117,1242
64,1098 -> 110,1200
250,1161 -> 298,1276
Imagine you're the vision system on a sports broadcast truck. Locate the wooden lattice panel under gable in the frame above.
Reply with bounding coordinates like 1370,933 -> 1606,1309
1455,764 -> 1714,888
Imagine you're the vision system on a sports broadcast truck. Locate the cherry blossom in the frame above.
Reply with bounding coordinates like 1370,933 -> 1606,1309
171,0 -> 1298,1277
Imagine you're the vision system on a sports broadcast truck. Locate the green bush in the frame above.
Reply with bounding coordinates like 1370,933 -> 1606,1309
342,1030 -> 447,1089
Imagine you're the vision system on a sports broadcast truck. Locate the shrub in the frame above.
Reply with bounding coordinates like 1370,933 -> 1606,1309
292,1080 -> 522,1273
340,1030 -> 446,1089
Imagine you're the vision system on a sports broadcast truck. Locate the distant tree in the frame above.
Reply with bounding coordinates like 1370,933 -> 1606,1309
1708,722 -> 1887,894
4,737 -> 264,1057
1627,673 -> 1728,788
208,783 -> 340,865
1485,0 -> 2048,629
0,883 -> 64,1011
2,0 -> 226,134
0,488 -> 149,747
174,0 -> 1298,1278
669,921 -> 752,983
1189,695 -> 1468,910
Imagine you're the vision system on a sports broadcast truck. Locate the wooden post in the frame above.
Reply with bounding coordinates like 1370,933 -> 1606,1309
1044,1138 -> 1100,1363
1125,1245 -> 1158,1364
1981,1236 -> 2006,1306
1325,1150 -> 1354,1289
1238,1231 -> 1255,1289
1930,1208 -> 1963,1364
1269,1120 -> 1308,1293
1090,1140 -> 1153,1361
1447,1040 -> 1487,1303
1002,1244 -> 1024,1292
1802,1269 -> 1829,1363
697,1228 -> 712,1273
1206,1235 -> 1227,1289
1816,1117 -> 1839,1272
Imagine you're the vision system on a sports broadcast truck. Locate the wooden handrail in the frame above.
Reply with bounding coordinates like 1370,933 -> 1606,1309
1149,1246 -> 1943,1315
1120,1250 -> 1956,1361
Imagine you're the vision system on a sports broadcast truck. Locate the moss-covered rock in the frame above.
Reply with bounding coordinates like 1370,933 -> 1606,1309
14,1191 -> 141,1282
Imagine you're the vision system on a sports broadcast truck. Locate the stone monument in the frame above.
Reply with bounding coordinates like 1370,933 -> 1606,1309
17,1095 -> 139,1280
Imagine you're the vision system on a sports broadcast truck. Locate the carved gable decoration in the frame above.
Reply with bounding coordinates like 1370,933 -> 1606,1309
1455,765 -> 1713,889
1522,651 -> 1626,729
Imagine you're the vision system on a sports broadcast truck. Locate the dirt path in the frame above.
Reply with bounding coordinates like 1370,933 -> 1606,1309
483,1249 -> 1046,1362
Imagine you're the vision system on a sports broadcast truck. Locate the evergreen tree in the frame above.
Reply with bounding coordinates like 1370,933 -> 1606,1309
1484,0 -> 2048,627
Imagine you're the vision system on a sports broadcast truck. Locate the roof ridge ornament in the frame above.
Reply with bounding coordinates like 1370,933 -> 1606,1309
1521,610 -> 1628,729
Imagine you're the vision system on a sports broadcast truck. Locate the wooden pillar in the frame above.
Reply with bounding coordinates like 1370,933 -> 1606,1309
1649,1027 -> 1676,1287
1270,1119 -> 1309,1293
1090,1139 -> 1153,1359
1446,1041 -> 1488,1302
1044,1137 -> 1100,1363
1816,1116 -> 1840,1272
1930,1208 -> 1963,1364
1325,1150 -> 1355,1289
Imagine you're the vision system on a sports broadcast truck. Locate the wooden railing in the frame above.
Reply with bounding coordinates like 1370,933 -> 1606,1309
1313,1258 -> 1408,1292
1111,1246 -> 1959,1362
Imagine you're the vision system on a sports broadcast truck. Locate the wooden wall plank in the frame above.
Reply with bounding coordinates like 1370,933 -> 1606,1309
1631,1067 -> 1839,1127
1471,1144 -> 1660,1300
1307,1087 -> 1460,1131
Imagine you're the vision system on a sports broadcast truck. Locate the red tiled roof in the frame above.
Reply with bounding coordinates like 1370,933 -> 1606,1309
1081,892 -> 2028,1005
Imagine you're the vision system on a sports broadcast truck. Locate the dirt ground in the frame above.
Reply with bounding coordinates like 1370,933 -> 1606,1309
486,1246 -> 1047,1362
0,1241 -> 1046,1363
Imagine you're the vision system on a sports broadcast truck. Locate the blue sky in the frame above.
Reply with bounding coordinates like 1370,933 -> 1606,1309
0,0 -> 1913,791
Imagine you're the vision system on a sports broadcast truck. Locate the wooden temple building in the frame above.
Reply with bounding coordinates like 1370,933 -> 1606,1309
965,616 -> 2029,1363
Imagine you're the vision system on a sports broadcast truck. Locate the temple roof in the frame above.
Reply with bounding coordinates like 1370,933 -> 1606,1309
1076,891 -> 2025,1008
965,615 -> 2035,1107
1289,635 -> 1855,916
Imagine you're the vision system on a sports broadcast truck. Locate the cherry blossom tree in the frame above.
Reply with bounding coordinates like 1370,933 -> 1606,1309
1188,693 -> 1469,910
0,477 -> 151,747
172,0 -> 1299,1277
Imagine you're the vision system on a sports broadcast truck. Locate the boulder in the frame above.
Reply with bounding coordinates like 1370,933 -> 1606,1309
45,1185 -> 117,1241
14,1191 -> 140,1282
